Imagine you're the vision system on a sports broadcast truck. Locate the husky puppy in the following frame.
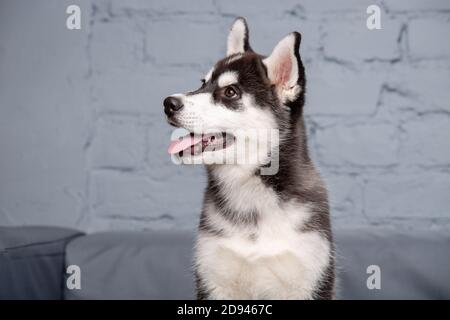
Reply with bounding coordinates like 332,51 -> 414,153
163,17 -> 334,300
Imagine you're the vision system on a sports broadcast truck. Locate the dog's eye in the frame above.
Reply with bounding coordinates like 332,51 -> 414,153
224,86 -> 238,98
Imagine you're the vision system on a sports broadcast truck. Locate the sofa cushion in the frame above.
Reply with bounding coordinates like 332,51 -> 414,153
335,227 -> 450,299
64,230 -> 195,299
0,226 -> 83,299
64,227 -> 450,300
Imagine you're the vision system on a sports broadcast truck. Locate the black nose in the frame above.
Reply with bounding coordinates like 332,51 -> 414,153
163,96 -> 184,117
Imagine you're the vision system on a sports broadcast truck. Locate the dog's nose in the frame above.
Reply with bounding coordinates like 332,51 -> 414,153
163,96 -> 184,117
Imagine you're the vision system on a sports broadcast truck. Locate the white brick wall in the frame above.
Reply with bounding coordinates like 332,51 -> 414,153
90,117 -> 147,169
315,123 -> 400,167
408,18 -> 450,61
399,115 -> 450,166
365,172 -> 450,219
323,17 -> 402,62
306,63 -> 384,115
0,0 -> 449,232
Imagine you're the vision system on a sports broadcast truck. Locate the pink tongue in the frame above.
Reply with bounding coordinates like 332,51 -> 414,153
168,134 -> 202,155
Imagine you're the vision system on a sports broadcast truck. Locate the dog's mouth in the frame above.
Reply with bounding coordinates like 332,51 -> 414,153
168,132 -> 235,157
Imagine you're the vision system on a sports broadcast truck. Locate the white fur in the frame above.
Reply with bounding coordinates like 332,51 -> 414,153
217,71 -> 238,88
196,167 -> 331,299
204,68 -> 214,82
227,18 -> 247,56
225,53 -> 243,65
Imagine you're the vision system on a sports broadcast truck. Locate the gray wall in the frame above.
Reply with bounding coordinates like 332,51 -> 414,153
0,0 -> 449,232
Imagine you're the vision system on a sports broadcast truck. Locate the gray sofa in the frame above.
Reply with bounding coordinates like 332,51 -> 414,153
1,226 -> 449,299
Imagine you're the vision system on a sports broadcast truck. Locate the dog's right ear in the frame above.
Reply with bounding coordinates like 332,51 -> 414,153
227,17 -> 252,56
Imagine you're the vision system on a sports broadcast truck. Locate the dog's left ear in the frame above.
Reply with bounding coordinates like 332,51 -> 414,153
263,32 -> 303,103
227,17 -> 252,56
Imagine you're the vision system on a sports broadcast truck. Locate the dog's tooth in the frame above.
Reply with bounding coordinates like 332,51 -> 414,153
195,143 -> 202,154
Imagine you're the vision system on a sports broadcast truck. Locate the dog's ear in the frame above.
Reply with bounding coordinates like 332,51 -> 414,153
263,32 -> 303,103
227,17 -> 252,56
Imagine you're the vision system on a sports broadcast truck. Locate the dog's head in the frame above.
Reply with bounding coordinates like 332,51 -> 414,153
164,17 -> 305,166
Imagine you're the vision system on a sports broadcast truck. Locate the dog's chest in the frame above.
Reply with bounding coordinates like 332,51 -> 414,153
196,201 -> 330,299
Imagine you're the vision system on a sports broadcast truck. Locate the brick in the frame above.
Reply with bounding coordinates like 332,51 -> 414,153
145,18 -> 223,66
214,0 -> 299,17
110,0 -> 216,16
90,170 -> 204,220
90,117 -> 146,169
306,62 -> 384,115
90,172 -> 156,218
324,174 -> 364,217
399,114 -> 450,166
323,17 -> 402,62
300,0 -> 384,13
248,16 -> 321,61
364,172 -> 450,218
408,18 -> 450,61
215,0 -> 382,17
376,85 -> 417,116
384,0 -> 450,12
91,19 -> 144,73
315,123 -> 399,167
386,67 -> 450,112
92,68 -> 200,114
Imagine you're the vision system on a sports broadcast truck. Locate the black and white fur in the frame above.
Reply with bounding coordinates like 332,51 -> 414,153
164,17 -> 335,300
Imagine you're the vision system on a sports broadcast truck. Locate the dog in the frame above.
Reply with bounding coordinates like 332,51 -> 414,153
163,17 -> 335,300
